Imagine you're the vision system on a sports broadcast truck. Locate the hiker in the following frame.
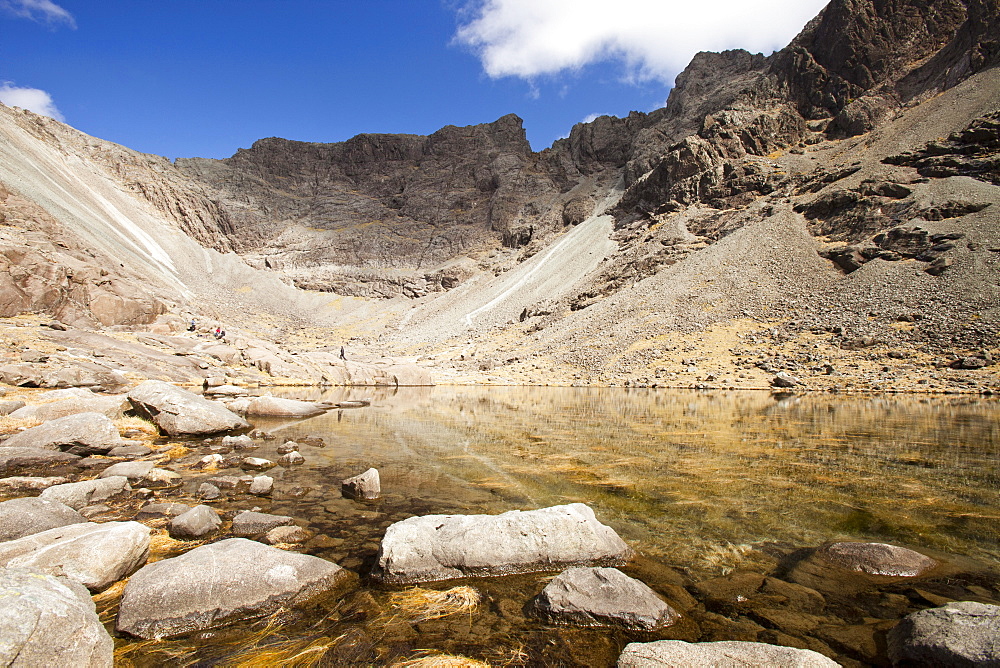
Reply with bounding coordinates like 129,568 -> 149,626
214,327 -> 222,339
188,320 -> 196,332
340,346 -> 346,360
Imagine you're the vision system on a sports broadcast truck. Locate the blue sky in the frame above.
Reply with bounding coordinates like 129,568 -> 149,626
1,0 -> 827,160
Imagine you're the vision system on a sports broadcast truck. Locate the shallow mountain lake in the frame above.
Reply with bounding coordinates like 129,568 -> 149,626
122,387 -> 1000,666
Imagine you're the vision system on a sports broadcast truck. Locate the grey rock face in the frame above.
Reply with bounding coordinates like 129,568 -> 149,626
1,411 -> 121,455
0,399 -> 26,415
40,476 -> 132,510
0,521 -> 150,591
0,446 -> 80,471
245,395 -> 325,417
374,503 -> 633,583
116,538 -> 353,639
127,380 -> 249,436
231,510 -> 295,537
617,640 -> 840,667
98,460 -> 156,481
887,600 -> 1000,666
8,391 -> 129,421
248,475 -> 273,496
341,467 -> 380,500
818,541 -> 938,577
534,567 -> 679,630
0,474 -> 70,495
0,567 -> 114,667
0,497 -> 87,542
169,505 -> 221,539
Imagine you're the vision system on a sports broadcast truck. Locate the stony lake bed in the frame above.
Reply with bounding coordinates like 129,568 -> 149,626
1,383 -> 998,666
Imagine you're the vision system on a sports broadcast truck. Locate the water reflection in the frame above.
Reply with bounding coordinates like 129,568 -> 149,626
266,387 -> 1000,573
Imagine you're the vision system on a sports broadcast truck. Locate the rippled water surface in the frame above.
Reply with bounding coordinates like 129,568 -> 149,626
125,387 -> 1000,666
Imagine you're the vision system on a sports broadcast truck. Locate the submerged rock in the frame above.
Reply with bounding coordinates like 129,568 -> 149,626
887,600 -> 1000,666
617,640 -> 840,667
231,510 -> 295,537
342,467 -> 380,500
127,380 -> 249,436
533,566 -> 679,630
245,395 -> 326,417
116,538 -> 353,639
817,541 -> 938,577
0,567 -> 114,667
0,521 -> 150,591
374,503 -> 633,583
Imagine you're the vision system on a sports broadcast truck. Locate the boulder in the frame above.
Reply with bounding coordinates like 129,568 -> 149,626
771,372 -> 800,388
0,446 -> 80,471
245,395 -> 326,418
222,434 -> 256,450
8,392 -> 129,421
0,567 -> 114,667
98,460 -> 156,482
533,567 -> 679,630
231,510 -> 295,537
197,483 -> 221,499
116,538 -> 353,639
127,380 -> 249,436
40,476 -> 131,510
0,474 -> 70,495
0,399 -> 26,415
617,640 -> 840,667
278,451 -> 305,466
169,504 -> 221,539
342,468 -> 380,500
0,521 -> 150,591
817,542 -> 937,577
248,475 -> 273,496
0,497 -> 87,542
240,457 -> 275,471
374,503 -> 634,583
887,601 -> 1000,666
1,412 -> 122,455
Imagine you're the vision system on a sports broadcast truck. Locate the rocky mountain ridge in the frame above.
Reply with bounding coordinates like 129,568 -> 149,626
0,0 -> 998,391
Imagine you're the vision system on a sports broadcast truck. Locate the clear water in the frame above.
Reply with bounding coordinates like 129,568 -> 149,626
120,387 -> 1000,666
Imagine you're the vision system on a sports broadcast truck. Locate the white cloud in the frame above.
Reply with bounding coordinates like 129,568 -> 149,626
582,113 -> 612,124
0,83 -> 65,121
455,0 -> 827,84
0,0 -> 76,28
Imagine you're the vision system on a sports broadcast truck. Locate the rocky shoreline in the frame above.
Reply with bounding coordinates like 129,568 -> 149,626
1,372 -> 999,666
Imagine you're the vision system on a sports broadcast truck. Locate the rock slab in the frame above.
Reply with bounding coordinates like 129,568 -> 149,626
40,476 -> 131,510
127,380 -> 249,436
374,503 -> 633,583
887,600 -> 1000,666
0,567 -> 114,667
1,412 -> 121,455
116,538 -> 353,639
0,521 -> 150,591
0,496 -> 87,542
534,566 -> 679,630
617,640 -> 840,667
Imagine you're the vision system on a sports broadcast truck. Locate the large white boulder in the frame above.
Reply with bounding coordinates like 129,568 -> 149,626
127,380 -> 249,436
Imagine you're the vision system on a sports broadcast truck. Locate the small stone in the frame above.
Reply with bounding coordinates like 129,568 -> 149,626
231,511 -> 294,537
278,451 -> 305,466
276,441 -> 299,454
169,505 -> 222,539
249,475 -> 274,496
263,525 -> 314,545
198,483 -> 221,500
341,468 -> 380,500
240,457 -> 276,472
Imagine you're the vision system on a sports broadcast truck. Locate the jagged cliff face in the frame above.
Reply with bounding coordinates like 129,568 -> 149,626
1,0 -> 998,382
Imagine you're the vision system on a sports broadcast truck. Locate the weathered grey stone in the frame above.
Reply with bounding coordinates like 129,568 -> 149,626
0,497 -> 87,542
534,567 -> 679,630
116,538 -> 353,639
276,441 -> 298,454
245,395 -> 325,417
8,392 -> 129,421
818,541 -> 937,577
278,451 -> 305,466
98,460 -> 156,482
207,475 -> 252,491
196,453 -> 225,468
0,567 -> 114,667
127,380 -> 249,436
1,412 -> 121,455
169,504 -> 221,539
106,444 -> 153,458
263,525 -> 314,545
222,434 -> 256,450
142,468 -> 181,487
771,372 -> 800,388
240,456 -> 275,471
374,503 -> 634,583
204,384 -> 247,396
0,474 -> 70,495
0,399 -> 26,415
40,476 -> 131,510
231,510 -> 295,536
887,601 -> 1000,666
135,502 -> 191,520
617,640 -> 840,667
197,483 -> 221,499
249,475 -> 273,496
0,446 -> 80,471
79,504 -> 112,519
0,521 -> 150,591
342,467 -> 380,500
